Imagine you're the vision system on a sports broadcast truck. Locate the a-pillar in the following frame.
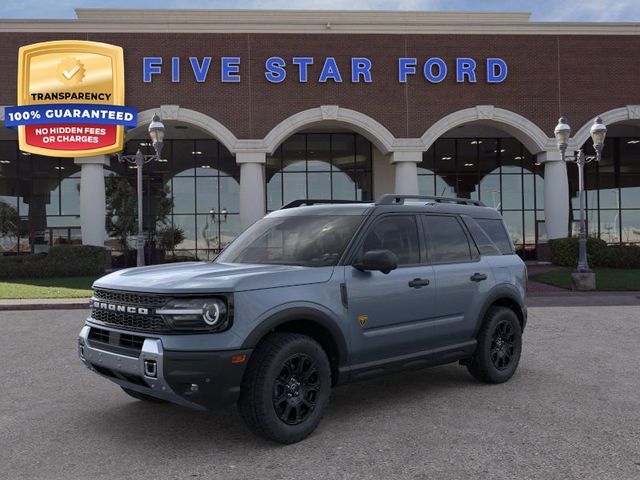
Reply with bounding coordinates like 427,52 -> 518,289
74,155 -> 109,246
237,152 -> 266,230
391,151 -> 421,194
538,151 -> 569,239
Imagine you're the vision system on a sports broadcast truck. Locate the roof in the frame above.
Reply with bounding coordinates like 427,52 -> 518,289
0,9 -> 639,35
270,199 -> 503,219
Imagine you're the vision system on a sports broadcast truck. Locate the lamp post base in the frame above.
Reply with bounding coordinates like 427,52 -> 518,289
571,271 -> 596,291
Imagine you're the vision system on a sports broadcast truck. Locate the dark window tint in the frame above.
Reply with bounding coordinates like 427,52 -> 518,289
462,217 -> 502,256
360,216 -> 420,265
476,218 -> 514,254
423,215 -> 472,263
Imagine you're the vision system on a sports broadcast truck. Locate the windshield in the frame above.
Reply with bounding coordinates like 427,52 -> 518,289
216,215 -> 363,267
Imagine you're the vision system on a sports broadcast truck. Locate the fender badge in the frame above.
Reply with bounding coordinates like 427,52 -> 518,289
358,315 -> 368,327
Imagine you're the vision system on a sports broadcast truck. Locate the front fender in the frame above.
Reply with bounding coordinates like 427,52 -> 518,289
240,302 -> 349,366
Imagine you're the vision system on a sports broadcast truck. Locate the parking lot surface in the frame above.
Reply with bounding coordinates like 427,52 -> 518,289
1,305 -> 639,480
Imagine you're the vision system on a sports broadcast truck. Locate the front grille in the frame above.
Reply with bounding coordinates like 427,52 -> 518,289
93,289 -> 167,308
88,327 -> 147,356
90,289 -> 169,332
90,307 -> 168,332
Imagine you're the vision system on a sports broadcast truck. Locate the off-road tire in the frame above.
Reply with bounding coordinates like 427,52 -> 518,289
467,306 -> 522,384
120,386 -> 167,403
238,332 -> 331,444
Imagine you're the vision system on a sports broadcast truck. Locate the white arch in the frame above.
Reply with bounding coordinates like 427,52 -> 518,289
127,105 -> 239,153
263,106 -> 396,155
572,105 -> 640,148
420,105 -> 552,154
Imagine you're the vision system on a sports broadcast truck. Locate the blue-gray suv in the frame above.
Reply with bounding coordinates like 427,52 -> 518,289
78,194 -> 527,443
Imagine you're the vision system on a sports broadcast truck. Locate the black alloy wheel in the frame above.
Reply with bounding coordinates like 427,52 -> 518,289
273,353 -> 321,425
238,332 -> 331,444
490,320 -> 516,370
466,306 -> 522,384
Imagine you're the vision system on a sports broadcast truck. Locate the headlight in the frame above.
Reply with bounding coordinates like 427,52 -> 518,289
156,297 -> 230,332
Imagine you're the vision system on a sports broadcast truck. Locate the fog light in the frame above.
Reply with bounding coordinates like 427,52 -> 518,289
144,360 -> 157,378
190,383 -> 199,393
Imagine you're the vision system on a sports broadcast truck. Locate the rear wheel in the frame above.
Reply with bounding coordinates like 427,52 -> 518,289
467,306 -> 522,384
120,386 -> 167,403
238,332 -> 331,444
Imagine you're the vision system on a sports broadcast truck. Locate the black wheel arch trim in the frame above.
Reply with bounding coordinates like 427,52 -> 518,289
474,285 -> 527,336
241,306 -> 349,367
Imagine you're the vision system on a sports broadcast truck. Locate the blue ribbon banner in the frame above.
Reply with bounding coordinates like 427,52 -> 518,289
4,104 -> 138,128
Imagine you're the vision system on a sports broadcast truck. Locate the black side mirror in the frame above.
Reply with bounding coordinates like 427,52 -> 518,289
353,249 -> 398,274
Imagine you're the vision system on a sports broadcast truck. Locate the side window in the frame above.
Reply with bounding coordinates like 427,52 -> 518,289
462,216 -> 502,256
359,215 -> 420,265
422,215 -> 472,263
476,218 -> 514,254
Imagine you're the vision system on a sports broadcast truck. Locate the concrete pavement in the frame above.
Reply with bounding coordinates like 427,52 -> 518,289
0,306 -> 639,479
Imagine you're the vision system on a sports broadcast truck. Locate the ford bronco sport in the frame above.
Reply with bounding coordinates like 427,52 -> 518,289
78,194 -> 527,443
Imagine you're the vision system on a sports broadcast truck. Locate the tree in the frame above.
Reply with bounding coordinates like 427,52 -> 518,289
157,226 -> 185,252
0,201 -> 19,244
105,176 -> 173,255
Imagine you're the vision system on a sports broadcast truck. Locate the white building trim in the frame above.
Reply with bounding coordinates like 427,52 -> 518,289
420,105 -> 553,154
263,106 -> 396,155
128,106 -> 239,154
571,105 -> 640,148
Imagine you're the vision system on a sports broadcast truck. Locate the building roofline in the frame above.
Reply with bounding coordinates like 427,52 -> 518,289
0,9 -> 639,35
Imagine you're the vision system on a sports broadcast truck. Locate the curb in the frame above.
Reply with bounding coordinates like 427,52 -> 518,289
0,301 -> 89,311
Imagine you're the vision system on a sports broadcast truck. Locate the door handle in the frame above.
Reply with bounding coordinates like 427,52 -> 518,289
470,272 -> 488,282
408,278 -> 430,288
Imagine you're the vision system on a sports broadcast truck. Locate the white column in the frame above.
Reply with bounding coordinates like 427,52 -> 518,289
391,151 -> 421,194
539,151 -> 569,240
74,155 -> 109,246
237,152 -> 266,230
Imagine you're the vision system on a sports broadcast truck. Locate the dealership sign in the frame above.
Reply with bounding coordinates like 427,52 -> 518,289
5,40 -> 136,157
142,56 -> 508,84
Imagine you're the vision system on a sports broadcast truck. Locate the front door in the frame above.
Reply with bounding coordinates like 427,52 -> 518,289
344,214 -> 437,366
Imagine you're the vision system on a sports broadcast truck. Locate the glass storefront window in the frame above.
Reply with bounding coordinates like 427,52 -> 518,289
266,133 -> 373,211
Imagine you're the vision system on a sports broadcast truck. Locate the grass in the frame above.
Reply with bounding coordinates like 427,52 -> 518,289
530,268 -> 640,291
0,276 -> 96,299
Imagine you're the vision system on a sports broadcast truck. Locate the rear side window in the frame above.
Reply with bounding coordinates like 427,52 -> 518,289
476,218 -> 514,254
462,217 -> 502,256
422,215 -> 472,263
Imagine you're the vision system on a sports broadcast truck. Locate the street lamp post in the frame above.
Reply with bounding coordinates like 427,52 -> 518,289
553,116 -> 607,289
117,113 -> 165,267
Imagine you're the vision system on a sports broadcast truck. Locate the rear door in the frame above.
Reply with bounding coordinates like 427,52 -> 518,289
422,214 -> 493,344
344,214 -> 437,366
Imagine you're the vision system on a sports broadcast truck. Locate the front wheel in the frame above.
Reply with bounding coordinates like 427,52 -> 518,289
467,306 -> 522,384
238,333 -> 331,444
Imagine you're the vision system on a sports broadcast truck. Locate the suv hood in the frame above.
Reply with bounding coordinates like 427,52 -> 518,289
92,262 -> 334,294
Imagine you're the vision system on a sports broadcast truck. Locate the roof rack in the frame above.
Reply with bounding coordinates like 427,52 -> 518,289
280,199 -> 369,209
376,194 -> 485,207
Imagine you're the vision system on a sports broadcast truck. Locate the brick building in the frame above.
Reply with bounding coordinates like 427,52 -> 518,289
0,9 -> 639,260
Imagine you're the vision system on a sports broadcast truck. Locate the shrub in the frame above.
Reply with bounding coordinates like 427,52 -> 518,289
550,237 -> 640,268
0,245 -> 106,279
593,245 -> 640,268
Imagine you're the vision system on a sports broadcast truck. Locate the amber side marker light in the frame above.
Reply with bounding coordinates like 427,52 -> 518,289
231,354 -> 247,364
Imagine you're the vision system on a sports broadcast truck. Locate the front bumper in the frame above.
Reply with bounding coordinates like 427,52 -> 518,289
78,325 -> 251,410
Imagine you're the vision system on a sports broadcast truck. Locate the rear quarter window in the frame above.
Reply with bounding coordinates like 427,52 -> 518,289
475,218 -> 514,254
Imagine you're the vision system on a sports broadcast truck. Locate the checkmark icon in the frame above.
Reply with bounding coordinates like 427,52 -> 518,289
62,65 -> 80,79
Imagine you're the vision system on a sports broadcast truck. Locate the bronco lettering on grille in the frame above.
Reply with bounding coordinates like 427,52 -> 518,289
91,299 -> 149,315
